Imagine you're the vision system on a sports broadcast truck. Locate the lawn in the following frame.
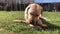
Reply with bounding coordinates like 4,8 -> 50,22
0,11 -> 60,34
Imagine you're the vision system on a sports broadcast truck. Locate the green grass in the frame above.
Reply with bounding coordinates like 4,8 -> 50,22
0,11 -> 60,34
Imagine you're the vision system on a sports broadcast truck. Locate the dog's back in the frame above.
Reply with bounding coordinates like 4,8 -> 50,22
28,3 -> 43,16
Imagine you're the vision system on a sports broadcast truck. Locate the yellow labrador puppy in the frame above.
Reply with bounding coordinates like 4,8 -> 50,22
14,3 -> 48,29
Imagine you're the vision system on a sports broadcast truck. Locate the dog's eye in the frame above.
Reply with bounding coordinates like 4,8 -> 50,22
30,13 -> 39,16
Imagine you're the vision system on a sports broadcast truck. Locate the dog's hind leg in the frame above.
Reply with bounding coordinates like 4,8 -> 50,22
37,19 -> 48,27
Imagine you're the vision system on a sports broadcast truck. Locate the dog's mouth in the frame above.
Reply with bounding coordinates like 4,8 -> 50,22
29,20 -> 40,26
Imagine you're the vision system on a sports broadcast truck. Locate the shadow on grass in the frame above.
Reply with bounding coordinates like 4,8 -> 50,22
14,19 -> 60,32
41,19 -> 60,30
17,19 -> 60,32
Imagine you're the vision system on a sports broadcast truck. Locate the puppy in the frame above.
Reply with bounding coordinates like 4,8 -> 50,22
14,3 -> 48,29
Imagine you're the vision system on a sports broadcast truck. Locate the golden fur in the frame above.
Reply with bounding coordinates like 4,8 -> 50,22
13,3 -> 48,30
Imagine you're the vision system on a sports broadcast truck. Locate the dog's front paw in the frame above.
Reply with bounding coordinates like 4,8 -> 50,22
13,20 -> 22,23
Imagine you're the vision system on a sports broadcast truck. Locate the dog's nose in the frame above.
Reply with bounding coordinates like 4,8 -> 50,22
30,20 -> 35,24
